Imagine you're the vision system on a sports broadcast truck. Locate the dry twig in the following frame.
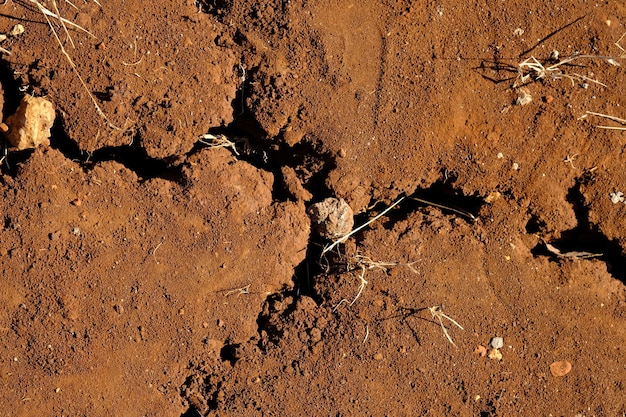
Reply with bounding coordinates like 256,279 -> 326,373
223,284 -> 251,297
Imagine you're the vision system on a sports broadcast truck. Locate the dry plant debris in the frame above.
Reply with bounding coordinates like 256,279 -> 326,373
428,306 -> 464,347
323,197 -> 405,255
513,51 -> 620,88
584,111 -> 626,131
515,53 -> 620,88
25,0 -> 121,130
514,32 -> 624,89
199,133 -> 240,155
344,253 -> 418,305
409,196 -> 476,220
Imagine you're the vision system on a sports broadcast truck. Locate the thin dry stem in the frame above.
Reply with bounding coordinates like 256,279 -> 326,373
323,197 -> 405,255
585,111 -> 626,131
350,253 -> 418,275
345,253 -> 418,305
34,0 -> 122,131
410,196 -> 476,220
616,32 -> 625,56
51,0 -> 75,48
200,134 -> 240,155
29,0 -> 95,38
351,264 -> 367,305
428,306 -> 464,347
223,284 -> 251,297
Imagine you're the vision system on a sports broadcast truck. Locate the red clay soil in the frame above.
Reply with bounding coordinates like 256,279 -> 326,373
1,0 -> 626,416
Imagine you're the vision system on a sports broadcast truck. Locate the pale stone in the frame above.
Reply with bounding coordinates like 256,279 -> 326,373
4,95 -> 55,150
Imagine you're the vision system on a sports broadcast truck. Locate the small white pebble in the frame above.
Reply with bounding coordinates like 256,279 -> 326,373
512,162 -> 519,170
9,24 -> 24,37
610,191 -> 624,204
497,152 -> 503,159
489,336 -> 504,349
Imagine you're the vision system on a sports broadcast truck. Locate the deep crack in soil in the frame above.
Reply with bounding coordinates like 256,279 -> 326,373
531,175 -> 626,284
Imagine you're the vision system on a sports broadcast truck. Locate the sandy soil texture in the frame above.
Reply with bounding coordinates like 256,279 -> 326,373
1,1 -> 625,416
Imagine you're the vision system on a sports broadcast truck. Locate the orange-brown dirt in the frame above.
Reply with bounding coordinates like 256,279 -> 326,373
1,1 -> 626,416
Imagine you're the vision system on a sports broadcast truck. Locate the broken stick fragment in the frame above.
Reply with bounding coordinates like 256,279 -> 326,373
3,94 -> 55,150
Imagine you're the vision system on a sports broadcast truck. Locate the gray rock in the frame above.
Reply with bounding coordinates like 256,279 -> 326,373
489,336 -> 504,349
307,198 -> 354,240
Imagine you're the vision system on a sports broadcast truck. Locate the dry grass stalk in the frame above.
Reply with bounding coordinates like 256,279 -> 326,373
26,0 -> 123,131
616,32 -> 626,57
410,196 -> 476,220
223,284 -> 251,297
515,53 -> 620,88
428,305 -> 464,347
29,0 -> 96,42
343,253 -> 418,305
323,197 -> 405,255
585,111 -> 626,131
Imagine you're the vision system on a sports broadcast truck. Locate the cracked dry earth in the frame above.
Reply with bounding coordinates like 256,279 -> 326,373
1,0 -> 626,416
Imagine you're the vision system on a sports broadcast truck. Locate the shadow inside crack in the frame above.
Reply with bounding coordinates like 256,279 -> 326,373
530,177 -> 626,284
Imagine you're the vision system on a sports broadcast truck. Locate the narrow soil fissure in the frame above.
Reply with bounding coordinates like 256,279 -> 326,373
387,178 -> 485,226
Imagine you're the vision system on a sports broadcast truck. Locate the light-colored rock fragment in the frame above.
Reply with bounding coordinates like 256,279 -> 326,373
307,197 -> 354,240
609,191 -> 624,204
487,348 -> 502,361
489,336 -> 504,349
549,360 -> 572,377
9,24 -> 24,37
4,95 -> 55,150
